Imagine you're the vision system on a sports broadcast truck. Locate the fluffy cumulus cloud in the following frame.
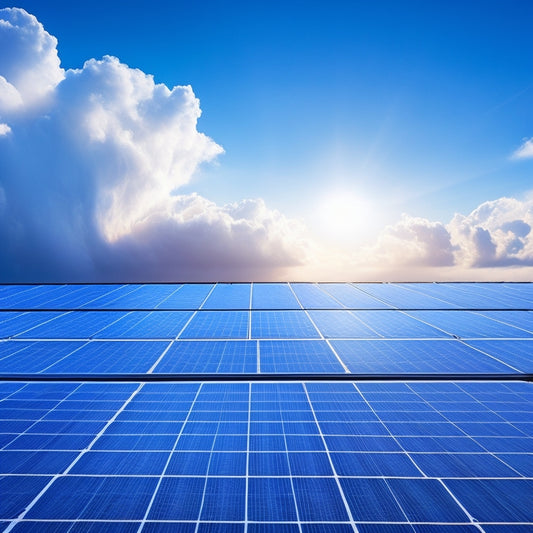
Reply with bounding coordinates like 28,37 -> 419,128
0,8 -> 309,281
355,195 -> 533,280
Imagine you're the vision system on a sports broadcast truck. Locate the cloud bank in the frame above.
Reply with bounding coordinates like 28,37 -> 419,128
346,195 -> 533,281
0,8 -> 310,281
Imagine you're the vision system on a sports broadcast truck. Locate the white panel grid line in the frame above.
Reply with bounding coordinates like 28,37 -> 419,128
244,382 -> 251,533
278,392 -> 304,533
137,382 -> 203,533
301,382 -> 359,532
1,382 -> 85,450
4,382 -> 144,533
198,283 -> 218,310
10,310 -> 71,338
146,340 -> 175,374
89,283 -> 146,308
349,283 -> 401,309
346,309 -> 384,337
155,284 -> 183,309
351,384 -> 429,477
37,340 -> 93,373
397,283 -> 459,308
438,478 -> 486,531
313,282 -> 348,309
458,340 -> 524,374
436,382 -> 533,476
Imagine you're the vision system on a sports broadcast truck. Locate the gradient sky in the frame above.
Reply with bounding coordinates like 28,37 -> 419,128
1,1 -> 532,281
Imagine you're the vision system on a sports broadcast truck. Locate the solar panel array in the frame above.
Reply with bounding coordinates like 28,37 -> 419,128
1,282 -> 532,532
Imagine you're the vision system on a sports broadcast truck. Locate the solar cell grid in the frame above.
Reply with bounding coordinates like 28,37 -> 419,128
1,282 -> 533,532
318,283 -> 391,309
202,283 -> 251,309
252,283 -> 301,309
180,311 -> 249,339
290,283 -> 344,309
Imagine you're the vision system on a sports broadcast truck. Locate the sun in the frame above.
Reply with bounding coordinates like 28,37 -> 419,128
317,191 -> 373,244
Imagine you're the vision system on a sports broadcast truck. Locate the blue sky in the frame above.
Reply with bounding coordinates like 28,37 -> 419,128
1,1 -> 532,280
18,0 -> 532,218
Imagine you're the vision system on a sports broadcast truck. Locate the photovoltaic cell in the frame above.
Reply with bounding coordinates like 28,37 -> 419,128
355,283 -> 458,309
353,310 -> 451,338
407,310 -> 533,338
93,311 -> 193,339
259,340 -> 344,373
156,284 -> 213,309
15,311 -> 128,339
308,310 -> 379,338
0,282 -> 532,532
154,340 -> 257,373
252,283 -> 301,309
39,341 -> 168,374
251,311 -> 319,338
0,341 -> 85,373
463,340 -> 533,373
180,311 -> 249,339
0,312 -> 64,338
318,283 -> 391,309
202,283 -> 251,309
290,283 -> 344,309
331,339 -> 520,374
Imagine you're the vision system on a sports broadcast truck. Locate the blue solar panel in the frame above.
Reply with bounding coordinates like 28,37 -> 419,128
1,282 -> 532,532
181,311 -> 249,339
353,310 -> 451,338
331,339 -> 520,373
407,310 -> 533,338
94,311 -> 193,339
356,283 -> 459,309
252,283 -> 301,309
259,340 -> 344,372
15,311 -> 128,339
308,310 -> 379,338
36,341 -> 168,374
0,341 -> 85,373
202,283 -> 250,309
155,340 -> 257,373
0,311 -> 64,338
319,283 -> 391,308
251,311 -> 319,338
290,283 -> 344,309
156,283 -> 213,309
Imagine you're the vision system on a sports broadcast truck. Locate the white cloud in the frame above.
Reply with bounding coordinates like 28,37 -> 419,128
353,196 -> 533,280
363,215 -> 456,268
0,8 -> 310,282
512,138 -> 533,159
0,8 -> 63,110
448,196 -> 533,267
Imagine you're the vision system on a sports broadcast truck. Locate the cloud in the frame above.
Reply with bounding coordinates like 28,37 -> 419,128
448,196 -> 533,267
0,8 -> 310,282
363,215 -> 456,268
357,196 -> 533,278
0,8 -> 63,110
512,138 -> 533,159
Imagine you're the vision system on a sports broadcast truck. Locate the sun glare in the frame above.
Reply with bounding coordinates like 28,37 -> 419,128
317,191 -> 373,244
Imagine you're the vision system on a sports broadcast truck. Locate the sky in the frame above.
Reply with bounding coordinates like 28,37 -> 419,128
0,1 -> 532,281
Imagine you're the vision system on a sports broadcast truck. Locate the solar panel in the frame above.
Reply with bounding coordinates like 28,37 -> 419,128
1,282 -> 532,532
